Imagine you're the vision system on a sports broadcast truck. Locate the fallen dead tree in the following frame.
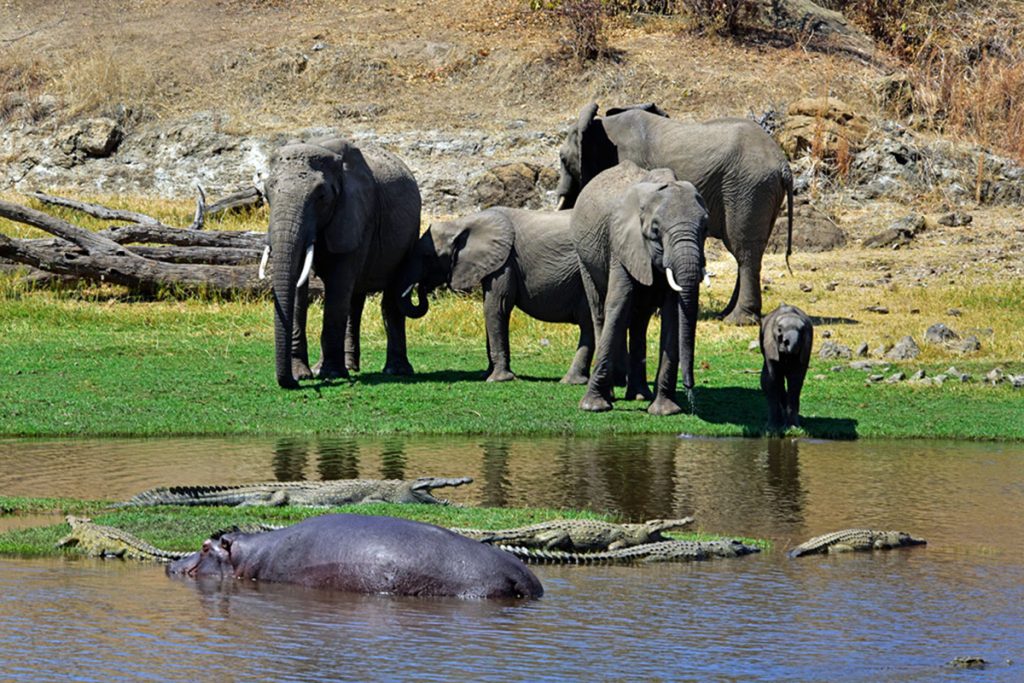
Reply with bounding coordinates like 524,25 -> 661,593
0,188 -> 278,296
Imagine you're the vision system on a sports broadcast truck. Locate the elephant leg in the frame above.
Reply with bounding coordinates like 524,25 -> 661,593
483,271 -> 516,382
648,296 -> 682,416
580,268 -> 632,412
316,259 -> 357,380
760,363 -> 786,429
722,244 -> 763,325
785,367 -> 807,428
561,305 -> 593,385
624,300 -> 654,401
381,284 -> 414,375
345,291 -> 366,372
290,281 -> 314,380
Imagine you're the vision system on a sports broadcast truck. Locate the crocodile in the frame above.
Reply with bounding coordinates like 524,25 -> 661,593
56,516 -> 189,562
450,517 -> 695,553
117,476 -> 473,507
496,538 -> 761,565
788,529 -> 927,558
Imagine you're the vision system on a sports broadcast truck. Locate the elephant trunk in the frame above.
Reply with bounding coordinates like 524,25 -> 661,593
667,240 -> 703,391
396,252 -> 429,319
269,199 -> 314,389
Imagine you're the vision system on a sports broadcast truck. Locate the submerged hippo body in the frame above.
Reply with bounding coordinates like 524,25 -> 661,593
167,513 -> 543,600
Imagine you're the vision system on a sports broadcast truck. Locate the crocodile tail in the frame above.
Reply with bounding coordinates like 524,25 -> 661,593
116,485 -> 240,507
496,545 -> 615,566
411,476 -> 474,491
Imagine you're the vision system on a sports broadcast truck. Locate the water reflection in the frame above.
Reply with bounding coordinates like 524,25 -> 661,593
317,436 -> 360,480
271,437 -> 310,481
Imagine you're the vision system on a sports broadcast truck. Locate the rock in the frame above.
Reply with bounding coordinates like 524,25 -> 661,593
985,368 -> 1004,384
867,374 -> 885,383
469,162 -> 558,209
886,336 -> 920,361
909,369 -> 927,381
821,330 -> 832,338
875,73 -> 915,118
818,340 -> 852,360
745,0 -> 876,57
850,360 -> 888,371
864,305 -> 889,314
58,117 -> 124,159
768,202 -> 847,253
947,308 -> 962,316
1010,375 -> 1024,389
779,96 -> 870,160
862,214 -> 926,249
937,211 -> 972,227
924,322 -> 959,345
932,374 -> 947,386
748,340 -> 760,351
885,371 -> 906,383
799,283 -> 813,292
954,335 -> 981,354
854,342 -> 869,357
945,366 -> 971,382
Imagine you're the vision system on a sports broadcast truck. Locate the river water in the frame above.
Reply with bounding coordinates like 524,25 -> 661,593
1,436 -> 1021,681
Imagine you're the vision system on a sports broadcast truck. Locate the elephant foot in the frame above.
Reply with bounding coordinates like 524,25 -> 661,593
316,362 -> 350,381
276,375 -> 300,390
486,369 -> 516,382
624,382 -> 654,402
647,395 -> 683,416
292,359 -> 314,381
383,359 -> 414,376
559,371 -> 589,385
721,308 -> 760,326
579,391 -> 613,412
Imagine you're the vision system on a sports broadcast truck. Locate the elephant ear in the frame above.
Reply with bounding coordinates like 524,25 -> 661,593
796,308 -> 814,368
448,210 -> 515,293
326,143 -> 376,255
606,102 -> 670,118
577,103 -> 618,187
612,184 -> 656,287
761,309 -> 780,363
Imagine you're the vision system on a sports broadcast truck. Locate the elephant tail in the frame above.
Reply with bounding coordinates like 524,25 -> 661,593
782,163 -> 794,276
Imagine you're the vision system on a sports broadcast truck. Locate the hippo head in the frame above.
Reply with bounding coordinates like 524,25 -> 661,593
166,533 -> 236,578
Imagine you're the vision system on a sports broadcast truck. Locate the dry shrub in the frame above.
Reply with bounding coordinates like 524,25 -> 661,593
51,50 -> 170,120
558,0 -> 607,63
678,0 -> 746,36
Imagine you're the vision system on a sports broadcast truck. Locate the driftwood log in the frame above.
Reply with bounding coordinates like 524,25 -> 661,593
0,188 -> 278,296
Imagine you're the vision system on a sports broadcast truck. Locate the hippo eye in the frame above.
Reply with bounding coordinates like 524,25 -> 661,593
220,537 -> 232,551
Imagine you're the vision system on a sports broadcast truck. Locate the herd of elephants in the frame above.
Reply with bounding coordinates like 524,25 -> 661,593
258,101 -> 814,426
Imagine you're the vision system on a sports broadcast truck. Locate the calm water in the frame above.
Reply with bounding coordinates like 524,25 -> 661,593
1,436 -> 1022,681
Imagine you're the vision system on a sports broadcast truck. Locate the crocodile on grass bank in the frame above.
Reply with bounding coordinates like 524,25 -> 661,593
56,516 -> 189,562
497,539 -> 761,565
117,476 -> 473,507
450,517 -> 695,553
788,529 -> 927,558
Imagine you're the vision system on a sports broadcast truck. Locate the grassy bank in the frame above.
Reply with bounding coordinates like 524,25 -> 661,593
1,284 -> 1021,440
0,496 -> 767,558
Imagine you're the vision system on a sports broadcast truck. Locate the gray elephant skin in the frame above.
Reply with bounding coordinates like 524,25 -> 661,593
556,102 -> 793,325
572,161 -> 708,416
167,514 -> 544,600
263,137 -> 421,388
397,207 -> 593,383
759,303 -> 813,429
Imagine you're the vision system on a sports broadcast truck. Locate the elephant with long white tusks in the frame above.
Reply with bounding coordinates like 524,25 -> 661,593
572,161 -> 709,416
262,137 -> 421,388
759,303 -> 813,430
556,102 -> 793,325
394,207 -> 594,384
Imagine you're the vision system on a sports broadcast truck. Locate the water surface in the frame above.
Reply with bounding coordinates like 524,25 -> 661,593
1,436 -> 1021,681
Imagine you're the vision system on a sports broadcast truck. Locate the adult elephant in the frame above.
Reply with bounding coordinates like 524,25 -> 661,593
556,102 -> 793,324
260,137 -> 420,388
397,207 -> 593,384
572,161 -> 708,416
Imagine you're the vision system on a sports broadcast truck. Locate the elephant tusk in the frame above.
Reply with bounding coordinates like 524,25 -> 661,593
258,246 -> 270,280
296,244 -> 314,289
401,282 -> 417,299
702,268 -> 711,288
665,267 -> 685,293
555,195 -> 566,211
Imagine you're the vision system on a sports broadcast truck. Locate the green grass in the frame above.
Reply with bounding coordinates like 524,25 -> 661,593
0,496 -> 769,557
1,286 -> 1022,440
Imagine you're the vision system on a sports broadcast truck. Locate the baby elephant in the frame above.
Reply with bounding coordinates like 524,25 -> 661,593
759,303 -> 813,429
396,207 -> 593,384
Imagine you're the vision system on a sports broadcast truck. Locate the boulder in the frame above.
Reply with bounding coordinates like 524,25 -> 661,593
746,0 -> 876,58
779,96 -> 870,160
469,162 -> 558,210
924,322 -> 959,345
885,336 -> 920,361
58,117 -> 124,159
768,202 -> 847,253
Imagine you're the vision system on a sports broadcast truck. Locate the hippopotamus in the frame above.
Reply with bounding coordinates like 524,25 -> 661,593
167,514 -> 543,600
